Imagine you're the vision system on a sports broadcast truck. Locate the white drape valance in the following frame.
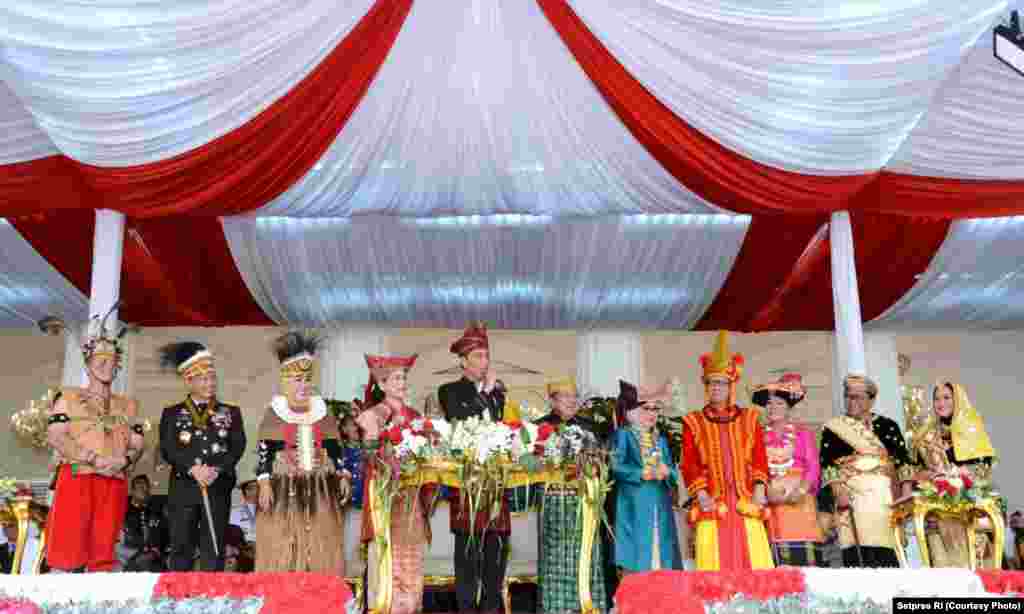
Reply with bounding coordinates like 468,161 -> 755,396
222,213 -> 749,330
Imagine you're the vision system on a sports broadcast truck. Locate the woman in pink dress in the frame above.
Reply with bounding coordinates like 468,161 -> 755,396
751,373 -> 824,566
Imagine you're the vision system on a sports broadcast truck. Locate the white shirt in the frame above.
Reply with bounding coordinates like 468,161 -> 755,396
0,523 -> 41,574
229,502 -> 257,543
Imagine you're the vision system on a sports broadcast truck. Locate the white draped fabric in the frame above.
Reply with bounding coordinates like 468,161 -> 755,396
576,331 -> 644,398
567,0 -> 1003,175
863,332 -> 902,426
0,81 -> 56,165
0,218 -> 88,327
319,327 -> 387,401
870,216 -> 1024,329
0,0 -> 374,166
830,211 -> 866,414
887,6 -> 1024,179
252,0 -> 725,218
222,213 -> 748,329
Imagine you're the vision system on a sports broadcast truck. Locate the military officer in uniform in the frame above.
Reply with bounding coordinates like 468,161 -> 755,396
158,342 -> 246,572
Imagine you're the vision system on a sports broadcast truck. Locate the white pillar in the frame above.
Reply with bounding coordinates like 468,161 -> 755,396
576,330 -> 643,397
319,326 -> 388,401
830,211 -> 866,415
864,332 -> 902,425
84,210 -> 128,391
61,322 -> 86,388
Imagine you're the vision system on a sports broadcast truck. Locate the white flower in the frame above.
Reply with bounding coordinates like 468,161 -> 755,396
431,418 -> 453,441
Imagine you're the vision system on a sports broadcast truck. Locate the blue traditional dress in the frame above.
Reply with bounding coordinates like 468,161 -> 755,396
611,426 -> 683,572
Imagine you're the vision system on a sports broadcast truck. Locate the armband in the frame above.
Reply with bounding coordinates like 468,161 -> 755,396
48,413 -> 70,425
132,424 -> 145,436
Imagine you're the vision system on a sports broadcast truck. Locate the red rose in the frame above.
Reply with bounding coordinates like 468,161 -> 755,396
538,423 -> 556,442
960,470 -> 974,489
386,426 -> 403,445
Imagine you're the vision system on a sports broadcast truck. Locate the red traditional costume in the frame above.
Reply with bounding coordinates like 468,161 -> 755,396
681,331 -> 774,571
46,307 -> 144,572
359,353 -> 433,614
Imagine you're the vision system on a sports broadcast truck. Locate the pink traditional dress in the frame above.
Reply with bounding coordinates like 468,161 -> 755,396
753,374 -> 823,567
764,423 -> 823,564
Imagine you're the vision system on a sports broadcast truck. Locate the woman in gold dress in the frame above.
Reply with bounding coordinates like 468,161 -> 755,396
913,382 -> 996,567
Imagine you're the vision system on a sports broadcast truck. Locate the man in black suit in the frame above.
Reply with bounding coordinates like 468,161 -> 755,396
437,322 -> 509,614
0,523 -> 18,574
158,342 -> 246,572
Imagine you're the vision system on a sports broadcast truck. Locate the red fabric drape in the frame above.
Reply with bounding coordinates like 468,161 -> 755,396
536,0 -> 875,216
0,0 -> 413,219
699,213 -> 949,331
0,157 -> 96,218
696,216 -> 826,331
1,0 -> 413,325
10,213 -> 270,325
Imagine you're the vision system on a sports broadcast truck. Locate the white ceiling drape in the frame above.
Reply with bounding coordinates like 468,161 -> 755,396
869,216 -> 1024,329
252,0 -> 724,218
885,12 -> 1024,179
0,0 -> 374,166
222,213 -> 749,329
0,81 -> 56,165
0,218 -> 88,327
567,0 -> 1004,175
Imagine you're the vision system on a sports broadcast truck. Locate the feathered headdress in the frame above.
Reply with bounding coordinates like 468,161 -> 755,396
158,341 -> 215,379
82,301 -> 127,361
273,331 -> 321,378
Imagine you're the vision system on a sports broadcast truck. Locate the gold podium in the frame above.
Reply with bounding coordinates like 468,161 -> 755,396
367,460 -> 604,614
0,495 -> 49,574
890,495 -> 1004,570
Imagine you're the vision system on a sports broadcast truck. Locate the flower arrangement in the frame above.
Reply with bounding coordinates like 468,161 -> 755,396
10,390 -> 58,451
916,466 -> 993,504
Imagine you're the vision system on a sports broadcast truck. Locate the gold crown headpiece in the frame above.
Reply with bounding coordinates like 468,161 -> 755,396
700,330 -> 744,382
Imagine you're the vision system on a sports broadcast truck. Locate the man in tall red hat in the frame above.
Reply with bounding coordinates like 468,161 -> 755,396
681,331 -> 774,571
437,322 -> 509,614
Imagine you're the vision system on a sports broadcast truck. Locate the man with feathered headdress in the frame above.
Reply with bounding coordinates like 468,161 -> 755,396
437,322 -> 509,614
680,331 -> 774,571
45,305 -> 146,572
157,341 -> 246,572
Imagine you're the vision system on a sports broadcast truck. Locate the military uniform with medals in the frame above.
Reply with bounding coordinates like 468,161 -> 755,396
158,343 -> 246,571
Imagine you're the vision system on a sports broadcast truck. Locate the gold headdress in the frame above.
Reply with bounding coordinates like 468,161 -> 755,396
158,342 -> 215,380
273,332 -> 320,381
700,330 -> 744,382
546,377 -> 577,398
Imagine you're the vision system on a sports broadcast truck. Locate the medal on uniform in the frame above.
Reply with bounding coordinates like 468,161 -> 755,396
211,443 -> 223,454
218,428 -> 228,439
179,430 -> 192,445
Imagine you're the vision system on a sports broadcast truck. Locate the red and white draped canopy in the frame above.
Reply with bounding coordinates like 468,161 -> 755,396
1,0 -> 1023,330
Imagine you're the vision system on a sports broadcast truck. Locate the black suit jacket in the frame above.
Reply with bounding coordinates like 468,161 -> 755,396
0,543 -> 15,574
438,376 -> 505,423
159,400 -> 246,505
